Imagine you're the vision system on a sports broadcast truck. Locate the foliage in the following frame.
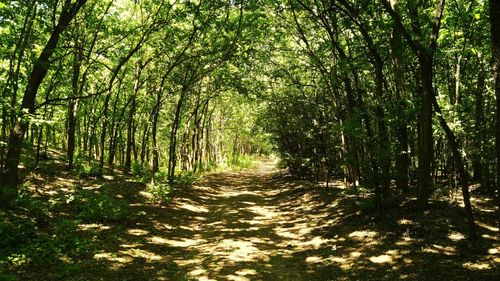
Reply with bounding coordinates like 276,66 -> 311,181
147,182 -> 172,204
73,191 -> 131,223
170,171 -> 199,187
229,154 -> 258,170
131,161 -> 147,177
0,196 -> 94,275
78,164 -> 103,178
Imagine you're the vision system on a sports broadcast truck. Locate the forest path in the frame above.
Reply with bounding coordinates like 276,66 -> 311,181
87,159 -> 499,281
118,159 -> 336,280
86,158 -> 344,281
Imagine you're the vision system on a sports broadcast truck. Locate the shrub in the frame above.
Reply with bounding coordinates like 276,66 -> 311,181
153,170 -> 168,183
0,218 -> 36,249
75,191 -> 131,223
147,183 -> 172,204
230,154 -> 257,169
78,164 -> 103,178
131,161 -> 146,176
171,171 -> 198,186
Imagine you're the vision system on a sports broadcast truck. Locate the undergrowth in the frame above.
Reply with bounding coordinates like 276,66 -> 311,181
0,197 -> 96,279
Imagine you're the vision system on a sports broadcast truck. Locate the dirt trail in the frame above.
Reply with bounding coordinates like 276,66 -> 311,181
109,159 -> 334,280
87,159 -> 499,281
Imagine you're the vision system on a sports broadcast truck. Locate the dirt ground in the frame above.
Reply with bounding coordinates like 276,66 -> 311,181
5,159 -> 500,280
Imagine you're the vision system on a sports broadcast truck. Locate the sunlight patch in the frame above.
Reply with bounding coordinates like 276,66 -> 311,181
369,254 -> 392,264
247,206 -> 277,220
78,223 -> 111,231
305,256 -> 323,263
487,248 -> 499,254
477,222 -> 499,232
448,231 -> 465,241
350,251 -> 362,258
303,236 -> 330,249
139,191 -> 153,200
148,236 -> 205,247
94,252 -> 132,264
328,256 -> 347,264
423,244 -> 456,256
206,239 -> 269,263
236,269 -> 257,276
120,243 -> 143,248
397,219 -> 414,225
274,226 -> 299,239
128,228 -> 149,236
348,230 -> 378,240
178,202 -> 209,213
189,268 -> 206,276
175,258 -> 204,266
462,261 -> 491,270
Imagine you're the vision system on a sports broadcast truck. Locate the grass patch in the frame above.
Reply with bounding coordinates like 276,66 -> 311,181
72,190 -> 132,223
147,182 -> 172,204
229,154 -> 258,170
77,163 -> 103,178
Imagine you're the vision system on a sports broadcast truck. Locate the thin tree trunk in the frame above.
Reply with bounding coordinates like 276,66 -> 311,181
67,39 -> 83,170
125,62 -> 145,173
391,0 -> 409,193
489,0 -> 500,230
151,90 -> 162,173
0,0 -> 87,207
432,96 -> 477,239
168,90 -> 186,180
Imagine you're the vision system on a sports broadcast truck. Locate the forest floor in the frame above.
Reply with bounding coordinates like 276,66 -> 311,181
1,157 -> 500,280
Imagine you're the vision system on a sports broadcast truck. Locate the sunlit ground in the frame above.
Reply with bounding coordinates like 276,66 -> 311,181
9,157 -> 500,280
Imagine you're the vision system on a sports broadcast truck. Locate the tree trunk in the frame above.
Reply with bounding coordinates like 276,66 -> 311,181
151,91 -> 162,173
391,0 -> 409,193
473,68 -> 485,183
490,0 -> 500,229
168,90 -> 186,180
432,96 -> 477,239
125,62 -> 144,173
416,55 -> 434,210
67,39 -> 83,170
0,0 -> 87,207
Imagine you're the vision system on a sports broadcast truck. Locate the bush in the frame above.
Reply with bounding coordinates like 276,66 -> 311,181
0,218 -> 36,249
171,171 -> 198,186
147,183 -> 172,204
78,164 -> 103,178
230,154 -> 257,169
131,161 -> 146,176
153,170 -> 168,183
75,191 -> 131,223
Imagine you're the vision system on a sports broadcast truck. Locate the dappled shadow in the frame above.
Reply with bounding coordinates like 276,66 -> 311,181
76,159 -> 500,280
6,158 -> 500,280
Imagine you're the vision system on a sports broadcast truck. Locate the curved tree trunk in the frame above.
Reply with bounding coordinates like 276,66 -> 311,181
0,0 -> 87,207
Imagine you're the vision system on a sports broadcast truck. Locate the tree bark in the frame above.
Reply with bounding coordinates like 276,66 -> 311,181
417,56 -> 434,210
125,62 -> 145,173
0,0 -> 87,207
489,0 -> 500,229
67,39 -> 83,170
382,0 -> 446,210
151,90 -> 162,173
432,95 -> 477,239
391,0 -> 409,193
168,90 -> 186,180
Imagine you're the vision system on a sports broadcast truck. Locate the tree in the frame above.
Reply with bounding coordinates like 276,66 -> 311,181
489,0 -> 500,229
1,0 -> 87,207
